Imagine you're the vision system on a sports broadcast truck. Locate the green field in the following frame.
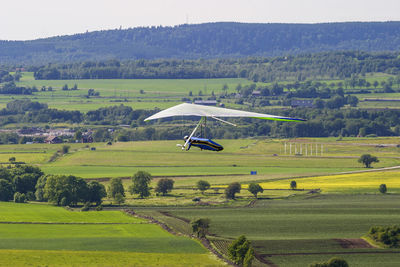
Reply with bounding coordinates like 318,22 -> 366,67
8,72 -> 400,113
0,250 -> 220,267
153,194 -> 400,266
1,137 -> 398,182
0,202 -> 141,223
0,202 -> 221,266
8,72 -> 251,111
2,137 -> 400,265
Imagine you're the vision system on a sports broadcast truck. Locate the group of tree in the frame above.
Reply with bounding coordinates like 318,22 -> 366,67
30,51 -> 400,82
368,225 -> 400,248
0,82 -> 35,95
61,84 -> 78,91
106,171 -> 175,204
0,69 -> 20,83
0,165 -> 43,202
43,175 -> 106,206
0,164 -> 107,206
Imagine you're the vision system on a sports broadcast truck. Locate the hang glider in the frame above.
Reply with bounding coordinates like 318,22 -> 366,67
144,103 -> 305,151
144,103 -> 306,122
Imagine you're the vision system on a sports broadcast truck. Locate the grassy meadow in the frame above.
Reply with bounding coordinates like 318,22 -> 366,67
0,202 -> 222,267
2,137 -> 399,181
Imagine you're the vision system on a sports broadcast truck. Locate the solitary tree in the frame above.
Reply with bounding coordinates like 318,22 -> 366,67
107,177 -> 125,199
155,178 -> 174,196
290,181 -> 297,190
129,171 -> 152,198
358,154 -> 379,168
247,183 -> 263,198
196,180 -> 210,194
225,182 -> 242,199
191,218 -> 210,238
225,182 -> 241,199
379,184 -> 387,194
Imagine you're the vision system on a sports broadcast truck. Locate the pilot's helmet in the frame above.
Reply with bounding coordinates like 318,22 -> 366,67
184,135 -> 189,140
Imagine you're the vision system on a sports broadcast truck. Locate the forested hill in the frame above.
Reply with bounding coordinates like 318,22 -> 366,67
1,21 -> 400,64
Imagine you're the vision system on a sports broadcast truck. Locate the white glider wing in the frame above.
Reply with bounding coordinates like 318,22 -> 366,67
144,103 -> 305,122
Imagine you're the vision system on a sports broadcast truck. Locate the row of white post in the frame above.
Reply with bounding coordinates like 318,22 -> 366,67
284,143 -> 324,156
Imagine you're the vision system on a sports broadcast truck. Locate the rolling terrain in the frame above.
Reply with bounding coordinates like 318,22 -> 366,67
2,22 -> 400,63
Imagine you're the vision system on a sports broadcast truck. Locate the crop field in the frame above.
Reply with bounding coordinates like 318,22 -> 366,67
161,194 -> 400,266
0,202 -> 221,266
256,169 -> 400,194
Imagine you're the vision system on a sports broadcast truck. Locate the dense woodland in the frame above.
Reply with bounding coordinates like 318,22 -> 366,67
32,51 -> 400,82
1,22 -> 400,64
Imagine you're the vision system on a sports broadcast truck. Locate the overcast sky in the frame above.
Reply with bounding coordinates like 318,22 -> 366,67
2,0 -> 400,40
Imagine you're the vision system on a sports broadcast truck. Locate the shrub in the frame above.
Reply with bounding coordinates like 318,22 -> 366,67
309,257 -> 348,267
379,184 -> 387,194
62,145 -> 70,154
13,192 -> 26,203
290,180 -> 297,190
81,202 -> 90,212
228,235 -> 254,266
114,193 -> 125,205
25,191 -> 36,201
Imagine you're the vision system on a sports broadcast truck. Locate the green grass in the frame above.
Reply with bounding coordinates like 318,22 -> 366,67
0,202 -> 222,266
0,250 -> 222,267
2,138 -> 399,181
0,224 -> 205,253
12,72 -> 251,111
0,202 -> 141,223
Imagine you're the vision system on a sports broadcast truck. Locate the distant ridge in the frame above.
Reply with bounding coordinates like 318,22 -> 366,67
1,21 -> 400,64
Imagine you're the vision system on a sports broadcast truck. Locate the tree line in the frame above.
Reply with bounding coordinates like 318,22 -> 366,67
0,164 -> 107,206
32,51 -> 400,82
2,21 -> 400,64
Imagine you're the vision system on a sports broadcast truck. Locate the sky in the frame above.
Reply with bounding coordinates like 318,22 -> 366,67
1,0 -> 400,41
